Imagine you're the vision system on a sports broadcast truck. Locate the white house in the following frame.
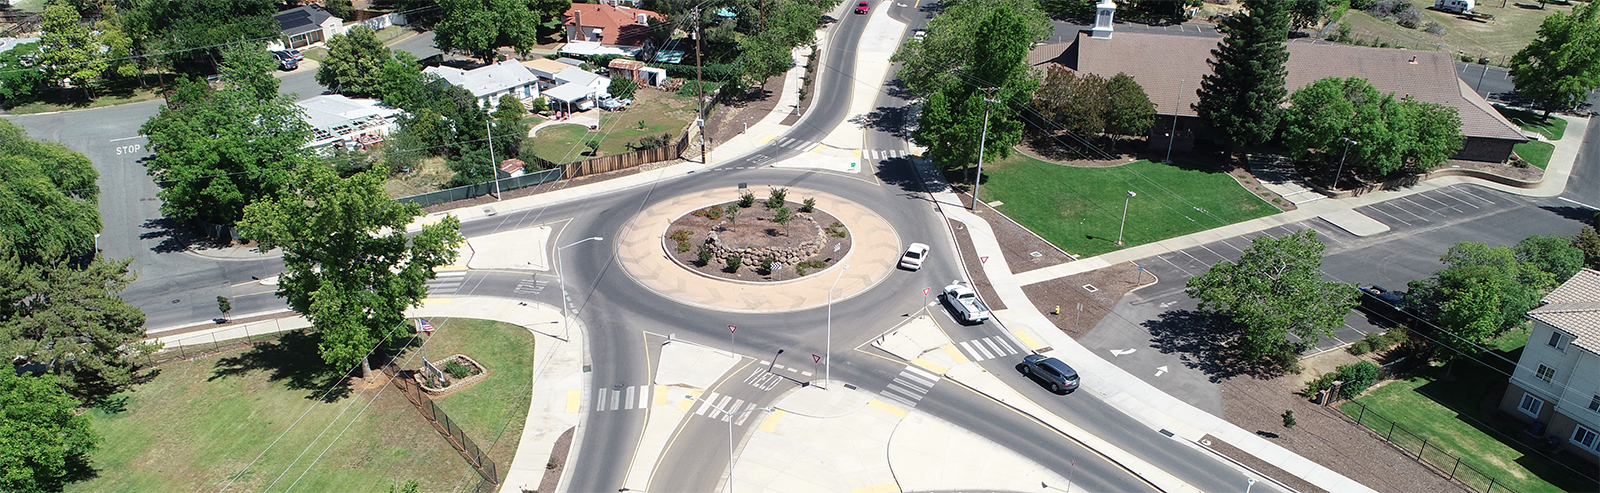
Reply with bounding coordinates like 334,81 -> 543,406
273,5 -> 344,50
423,60 -> 542,110
1499,268 -> 1600,464
296,94 -> 404,150
544,67 -> 612,112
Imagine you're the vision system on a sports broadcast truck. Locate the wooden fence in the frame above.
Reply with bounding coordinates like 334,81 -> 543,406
560,120 -> 696,180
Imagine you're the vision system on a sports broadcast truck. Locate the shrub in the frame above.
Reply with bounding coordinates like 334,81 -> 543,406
725,255 -> 742,273
760,257 -> 775,274
669,229 -> 692,242
529,97 -> 549,114
626,132 -> 673,151
767,187 -> 788,209
738,192 -> 756,208
1301,372 -> 1339,397
725,204 -> 740,223
1334,361 -> 1384,399
1348,340 -> 1371,355
800,197 -> 816,213
705,206 -> 723,220
1424,21 -> 1444,35
826,221 -> 847,238
444,359 -> 473,379
676,240 -> 690,253
696,245 -> 714,265
772,206 -> 793,233
794,260 -> 827,276
1395,6 -> 1421,29
1282,410 -> 1297,429
1362,331 -> 1392,351
609,77 -> 638,99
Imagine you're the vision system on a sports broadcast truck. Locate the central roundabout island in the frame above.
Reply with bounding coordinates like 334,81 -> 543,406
662,187 -> 851,283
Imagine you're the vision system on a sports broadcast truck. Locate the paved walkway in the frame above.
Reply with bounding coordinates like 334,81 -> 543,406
614,186 -> 901,313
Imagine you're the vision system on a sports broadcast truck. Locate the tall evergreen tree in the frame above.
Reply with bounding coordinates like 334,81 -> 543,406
1194,0 -> 1290,148
1509,0 -> 1600,117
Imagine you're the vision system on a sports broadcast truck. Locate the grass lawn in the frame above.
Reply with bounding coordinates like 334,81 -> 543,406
1337,3 -> 1575,64
383,155 -> 454,199
977,155 -> 1277,257
1497,105 -> 1568,140
522,88 -> 695,164
4,86 -> 166,115
1337,328 -> 1593,493
71,319 -> 534,493
1514,141 -> 1555,169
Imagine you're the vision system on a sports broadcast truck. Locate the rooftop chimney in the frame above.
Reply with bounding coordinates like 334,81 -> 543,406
1091,0 -> 1116,39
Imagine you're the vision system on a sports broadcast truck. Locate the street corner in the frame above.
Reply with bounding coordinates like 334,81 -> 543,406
740,386 -> 904,492
656,337 -> 741,389
767,149 -> 864,174
465,224 -> 553,271
772,381 -> 877,419
887,409 -> 1075,493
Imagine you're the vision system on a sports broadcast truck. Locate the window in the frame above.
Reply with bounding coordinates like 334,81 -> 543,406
1536,364 -> 1556,383
1519,393 -> 1544,417
1574,426 -> 1599,450
1590,395 -> 1599,413
1548,331 -> 1569,350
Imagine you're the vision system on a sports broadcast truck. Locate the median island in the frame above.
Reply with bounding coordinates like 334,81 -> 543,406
663,187 -> 851,282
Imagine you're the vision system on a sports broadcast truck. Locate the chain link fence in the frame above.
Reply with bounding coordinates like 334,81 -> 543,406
1341,399 -> 1516,493
381,362 -> 501,491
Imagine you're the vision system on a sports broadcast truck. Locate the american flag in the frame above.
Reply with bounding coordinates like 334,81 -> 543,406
418,319 -> 436,334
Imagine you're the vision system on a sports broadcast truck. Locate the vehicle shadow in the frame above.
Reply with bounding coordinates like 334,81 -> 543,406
1142,309 -> 1287,383
209,330 -> 356,402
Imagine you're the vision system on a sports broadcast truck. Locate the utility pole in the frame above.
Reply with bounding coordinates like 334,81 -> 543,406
694,7 -> 707,165
971,88 -> 999,211
486,119 -> 500,200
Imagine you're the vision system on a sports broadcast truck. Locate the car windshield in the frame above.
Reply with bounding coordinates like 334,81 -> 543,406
905,251 -> 921,259
958,292 -> 975,299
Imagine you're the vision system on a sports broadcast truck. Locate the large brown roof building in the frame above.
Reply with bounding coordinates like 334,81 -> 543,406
1031,27 -> 1528,162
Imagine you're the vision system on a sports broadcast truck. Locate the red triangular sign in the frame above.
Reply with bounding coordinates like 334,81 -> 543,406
813,354 -> 822,363
729,325 -> 737,334
980,256 -> 989,264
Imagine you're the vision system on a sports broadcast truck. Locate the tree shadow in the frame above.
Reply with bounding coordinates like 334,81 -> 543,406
209,330 -> 354,402
1142,309 -> 1286,382
847,105 -> 911,139
138,217 -> 227,254
1539,205 -> 1597,224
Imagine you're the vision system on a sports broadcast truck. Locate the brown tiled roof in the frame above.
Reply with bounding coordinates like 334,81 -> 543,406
500,158 -> 525,174
1044,30 -> 1526,141
564,4 -> 665,48
1528,268 -> 1600,355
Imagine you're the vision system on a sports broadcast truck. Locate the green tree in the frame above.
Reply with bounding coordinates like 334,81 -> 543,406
216,41 -> 281,101
1033,66 -> 1106,137
1572,226 -> 1600,269
318,26 -> 396,97
140,69 -> 310,225
435,0 -> 546,61
0,253 -> 156,405
0,369 -> 99,493
0,119 -> 101,262
1104,73 -> 1156,138
325,0 -> 355,20
379,52 -> 429,110
1287,0 -> 1329,31
126,0 -> 280,74
1509,0 -> 1600,117
1185,230 -> 1356,365
0,42 -> 45,101
94,15 -> 142,85
38,5 -> 106,97
216,295 -> 232,322
891,0 -> 1052,97
1283,77 -> 1462,177
1406,242 -> 1545,355
1195,0 -> 1291,148
490,98 -> 530,161
1515,234 -> 1584,286
237,165 -> 464,378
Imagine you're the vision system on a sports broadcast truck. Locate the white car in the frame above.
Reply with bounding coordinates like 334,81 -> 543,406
900,242 -> 929,270
912,29 -> 926,42
942,282 -> 991,324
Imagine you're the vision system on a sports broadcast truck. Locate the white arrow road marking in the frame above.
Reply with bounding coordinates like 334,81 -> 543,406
1159,301 -> 1177,308
1109,348 -> 1137,356
1154,366 -> 1168,377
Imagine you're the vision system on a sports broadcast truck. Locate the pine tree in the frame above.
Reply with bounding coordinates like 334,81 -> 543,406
1194,0 -> 1291,149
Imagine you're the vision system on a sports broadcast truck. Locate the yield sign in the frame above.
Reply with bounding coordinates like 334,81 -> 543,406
729,325 -> 737,334
813,354 -> 822,363
923,287 -> 931,296
980,256 -> 989,264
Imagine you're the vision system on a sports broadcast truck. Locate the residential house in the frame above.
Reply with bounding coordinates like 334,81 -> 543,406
1029,2 -> 1527,162
544,66 -> 613,112
296,94 -> 404,151
522,58 -> 573,90
562,3 -> 666,57
423,60 -> 542,110
608,58 -> 667,88
499,158 -> 526,178
274,4 -> 344,50
1498,268 -> 1600,463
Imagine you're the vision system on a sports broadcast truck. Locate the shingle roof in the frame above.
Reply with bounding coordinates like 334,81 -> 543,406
522,58 -> 571,79
1528,268 -> 1600,355
555,67 -> 602,87
423,60 -> 539,98
275,5 -> 335,37
1042,30 -> 1526,141
564,4 -> 665,48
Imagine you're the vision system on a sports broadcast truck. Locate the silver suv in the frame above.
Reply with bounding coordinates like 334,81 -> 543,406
1018,354 -> 1080,394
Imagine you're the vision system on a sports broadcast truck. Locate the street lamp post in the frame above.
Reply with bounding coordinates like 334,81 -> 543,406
970,90 -> 1000,211
1245,477 -> 1257,493
93,233 -> 101,254
826,264 -> 849,389
1116,190 -> 1136,246
1333,138 -> 1358,191
687,396 -> 775,493
557,236 -> 604,341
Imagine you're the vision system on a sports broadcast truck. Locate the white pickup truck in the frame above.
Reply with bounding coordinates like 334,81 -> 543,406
942,282 -> 991,324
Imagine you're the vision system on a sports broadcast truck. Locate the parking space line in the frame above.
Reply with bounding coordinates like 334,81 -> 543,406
1416,192 -> 1462,213
1198,244 -> 1229,262
1433,189 -> 1481,209
1180,249 -> 1212,268
1305,222 -> 1347,244
1363,205 -> 1412,227
1399,197 -> 1446,217
1158,255 -> 1193,276
1454,187 -> 1497,205
1380,201 -> 1428,222
1218,238 -> 1246,252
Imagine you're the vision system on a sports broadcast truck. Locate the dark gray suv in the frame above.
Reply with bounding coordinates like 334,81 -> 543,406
1018,354 -> 1080,394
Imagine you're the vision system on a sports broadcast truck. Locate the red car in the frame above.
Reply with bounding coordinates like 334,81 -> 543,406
855,1 -> 869,14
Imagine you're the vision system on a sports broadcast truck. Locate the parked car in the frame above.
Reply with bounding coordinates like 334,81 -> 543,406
899,243 -> 929,270
273,51 -> 298,71
283,48 -> 303,61
1018,354 -> 1080,394
912,29 -> 926,42
855,1 -> 869,14
942,282 -> 990,323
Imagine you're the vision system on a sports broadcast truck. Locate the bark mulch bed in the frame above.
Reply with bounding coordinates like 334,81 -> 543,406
1019,266 -> 1145,339
665,199 -> 851,282
533,426 -> 574,493
947,218 -> 1006,311
704,72 -> 786,151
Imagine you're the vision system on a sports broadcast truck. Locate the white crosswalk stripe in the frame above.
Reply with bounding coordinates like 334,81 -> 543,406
876,364 -> 941,409
592,385 -> 650,412
513,278 -> 547,295
424,271 -> 467,294
955,336 -> 1020,362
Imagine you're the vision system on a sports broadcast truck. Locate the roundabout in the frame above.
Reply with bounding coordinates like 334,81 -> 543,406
614,185 -> 902,313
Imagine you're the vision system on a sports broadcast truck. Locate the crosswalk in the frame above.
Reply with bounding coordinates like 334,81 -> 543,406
742,367 -> 785,391
770,137 -> 820,151
878,365 -> 940,409
425,270 -> 466,295
593,384 -> 651,412
955,335 -> 1021,362
513,278 -> 548,295
692,391 -> 763,425
864,149 -> 909,160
